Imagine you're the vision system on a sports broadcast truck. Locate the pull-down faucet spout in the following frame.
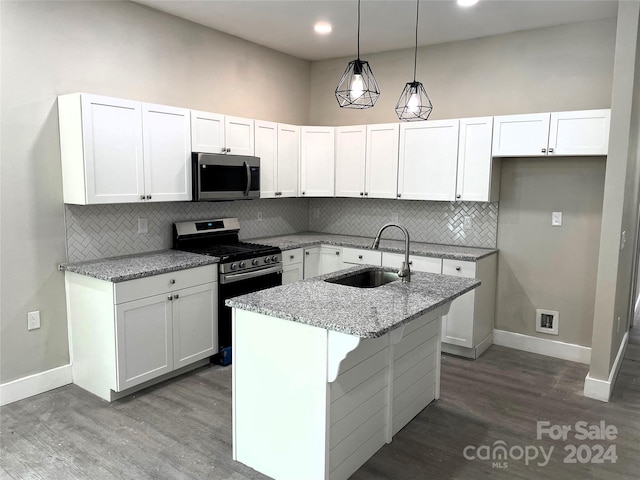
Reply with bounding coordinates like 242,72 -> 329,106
371,223 -> 411,282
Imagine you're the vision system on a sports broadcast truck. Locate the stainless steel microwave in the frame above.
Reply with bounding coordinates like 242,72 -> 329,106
192,153 -> 260,201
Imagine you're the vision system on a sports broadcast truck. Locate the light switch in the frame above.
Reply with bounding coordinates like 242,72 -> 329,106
551,212 -> 562,227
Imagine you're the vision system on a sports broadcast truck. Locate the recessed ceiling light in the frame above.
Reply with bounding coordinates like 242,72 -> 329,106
457,0 -> 479,6
314,22 -> 332,35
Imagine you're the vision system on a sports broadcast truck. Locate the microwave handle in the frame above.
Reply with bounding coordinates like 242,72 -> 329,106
244,161 -> 251,197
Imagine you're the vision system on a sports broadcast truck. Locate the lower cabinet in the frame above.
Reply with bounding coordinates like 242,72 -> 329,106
282,248 -> 304,285
304,246 -> 344,279
66,264 -> 217,401
342,247 -> 382,267
440,256 -> 497,359
382,252 -> 442,274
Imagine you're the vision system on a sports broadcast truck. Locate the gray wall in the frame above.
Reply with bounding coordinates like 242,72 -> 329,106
0,0 -> 310,384
496,158 -> 605,347
590,1 -> 640,381
310,19 -> 616,349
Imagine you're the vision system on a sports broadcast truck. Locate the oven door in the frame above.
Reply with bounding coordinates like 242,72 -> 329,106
194,153 -> 260,201
217,265 -> 282,364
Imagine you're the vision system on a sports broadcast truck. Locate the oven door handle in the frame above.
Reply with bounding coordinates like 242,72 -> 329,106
244,161 -> 251,197
220,264 -> 282,284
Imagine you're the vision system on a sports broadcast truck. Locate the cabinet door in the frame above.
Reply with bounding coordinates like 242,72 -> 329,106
319,246 -> 344,275
115,294 -> 173,391
492,113 -> 550,157
366,123 -> 399,199
256,120 -> 278,199
456,117 -> 496,202
549,109 -> 610,156
225,115 -> 255,156
342,247 -> 382,266
277,124 -> 300,198
80,94 -> 145,204
191,110 -> 225,154
282,263 -> 304,285
142,103 -> 192,202
172,283 -> 217,369
300,126 -> 335,197
398,120 -> 459,201
303,247 -> 321,279
335,125 -> 366,198
441,259 -> 476,348
382,252 -> 441,273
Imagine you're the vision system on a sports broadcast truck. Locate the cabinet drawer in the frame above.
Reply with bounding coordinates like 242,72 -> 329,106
115,265 -> 217,304
342,247 -> 382,265
442,259 -> 476,279
282,248 -> 304,266
382,252 -> 442,274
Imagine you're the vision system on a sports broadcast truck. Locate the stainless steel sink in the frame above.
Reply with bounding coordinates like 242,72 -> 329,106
325,269 -> 400,288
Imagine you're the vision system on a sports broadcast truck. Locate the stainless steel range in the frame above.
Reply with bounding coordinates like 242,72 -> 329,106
173,218 -> 282,365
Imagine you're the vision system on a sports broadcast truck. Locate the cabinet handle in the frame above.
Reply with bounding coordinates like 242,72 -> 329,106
549,148 -> 554,153
306,251 -> 310,255
170,279 -> 176,284
541,148 -> 547,153
397,193 -> 402,198
360,192 -> 364,196
358,255 -> 363,259
409,261 -> 413,265
289,255 -> 295,260
301,191 -> 305,195
168,296 -> 173,301
140,195 -> 145,200
364,192 -> 368,196
336,251 -> 340,256
174,294 -> 179,300
227,148 -> 232,153
147,195 -> 152,200
456,194 -> 461,199
456,266 -> 461,271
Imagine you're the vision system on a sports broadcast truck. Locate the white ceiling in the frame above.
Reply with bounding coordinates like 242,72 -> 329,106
133,0 -> 618,61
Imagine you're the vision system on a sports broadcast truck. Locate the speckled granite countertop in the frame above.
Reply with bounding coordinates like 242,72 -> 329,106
226,265 -> 480,338
60,250 -> 217,282
248,232 -> 496,261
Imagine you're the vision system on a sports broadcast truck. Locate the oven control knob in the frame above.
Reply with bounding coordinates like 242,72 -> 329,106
239,261 -> 246,269
252,259 -> 259,266
264,256 -> 271,263
230,263 -> 237,270
271,255 -> 278,262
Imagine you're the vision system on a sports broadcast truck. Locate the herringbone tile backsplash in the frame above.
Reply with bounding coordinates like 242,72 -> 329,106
65,198 -> 498,262
64,199 -> 309,262
309,198 -> 498,248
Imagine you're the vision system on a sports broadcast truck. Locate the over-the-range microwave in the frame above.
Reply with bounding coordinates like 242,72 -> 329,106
192,153 -> 260,201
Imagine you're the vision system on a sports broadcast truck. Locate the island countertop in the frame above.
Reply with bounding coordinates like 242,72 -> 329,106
248,232 -> 496,261
226,265 -> 480,338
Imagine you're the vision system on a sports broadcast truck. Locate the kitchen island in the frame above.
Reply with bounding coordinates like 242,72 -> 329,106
226,266 -> 480,480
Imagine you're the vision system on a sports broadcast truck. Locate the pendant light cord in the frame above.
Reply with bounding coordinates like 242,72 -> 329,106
357,0 -> 361,60
413,0 -> 419,82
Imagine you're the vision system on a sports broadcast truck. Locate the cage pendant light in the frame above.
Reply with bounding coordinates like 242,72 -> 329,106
335,0 -> 380,109
396,0 -> 432,121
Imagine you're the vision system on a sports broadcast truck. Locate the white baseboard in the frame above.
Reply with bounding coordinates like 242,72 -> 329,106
493,329 -> 591,364
0,364 -> 72,406
584,331 -> 629,403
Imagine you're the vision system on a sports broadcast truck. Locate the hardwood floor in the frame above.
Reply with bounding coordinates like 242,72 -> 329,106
2,339 -> 639,480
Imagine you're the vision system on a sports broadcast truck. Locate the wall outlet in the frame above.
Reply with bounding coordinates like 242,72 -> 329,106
137,217 -> 148,234
391,212 -> 399,223
463,216 -> 472,230
27,311 -> 41,331
535,309 -> 559,335
551,212 -> 563,227
257,211 -> 263,221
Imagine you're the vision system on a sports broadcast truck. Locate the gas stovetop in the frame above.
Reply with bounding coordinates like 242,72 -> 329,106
172,218 -> 282,273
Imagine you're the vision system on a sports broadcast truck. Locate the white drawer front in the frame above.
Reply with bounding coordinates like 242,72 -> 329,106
342,247 -> 382,266
382,252 -> 442,274
442,259 -> 476,278
282,248 -> 304,266
115,264 -> 217,304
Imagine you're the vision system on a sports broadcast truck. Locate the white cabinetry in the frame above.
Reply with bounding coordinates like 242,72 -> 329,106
382,252 -> 442,274
257,121 -> 300,198
366,123 -> 400,199
282,248 -> 304,285
303,245 -> 343,279
440,256 -> 496,359
191,110 -> 254,155
342,247 -> 382,266
492,109 -> 610,157
335,125 -> 366,198
300,126 -> 335,197
456,117 -> 500,202
65,265 -> 217,401
58,93 -> 191,204
398,120 -> 459,201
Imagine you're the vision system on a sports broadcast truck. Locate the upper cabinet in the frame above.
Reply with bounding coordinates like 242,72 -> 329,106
300,126 -> 335,197
335,125 -> 366,198
492,109 -> 610,157
58,93 -> 191,205
256,121 -> 299,198
398,120 -> 459,201
191,110 -> 254,156
366,123 -> 399,199
456,117 -> 500,202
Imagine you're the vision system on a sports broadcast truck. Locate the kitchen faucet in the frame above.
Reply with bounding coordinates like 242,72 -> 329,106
371,223 -> 411,282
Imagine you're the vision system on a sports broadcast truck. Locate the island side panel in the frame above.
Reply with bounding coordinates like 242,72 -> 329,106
232,309 -> 330,480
